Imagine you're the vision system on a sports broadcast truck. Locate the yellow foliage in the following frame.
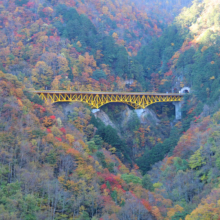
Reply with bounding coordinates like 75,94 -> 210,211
166,205 -> 184,219
0,71 -> 5,77
153,182 -> 163,188
152,206 -> 163,220
32,61 -> 53,87
103,188 -> 109,196
72,65 -> 79,77
119,164 -> 129,174
51,126 -> 62,137
78,55 -> 85,64
117,39 -> 125,46
46,133 -> 54,142
171,51 -> 180,60
43,116 -> 54,127
66,134 -> 75,144
47,7 -> 53,12
201,46 -> 208,53
58,56 -> 69,74
96,50 -> 103,59
160,79 -> 168,85
102,6 -> 108,14
51,75 -> 61,90
76,41 -> 82,47
109,147 -> 116,154
112,32 -> 118,39
58,175 -> 65,184
17,99 -> 23,107
17,41 -> 24,48
15,88 -> 23,98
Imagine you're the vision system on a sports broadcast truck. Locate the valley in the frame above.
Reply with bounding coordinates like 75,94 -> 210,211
0,0 -> 220,219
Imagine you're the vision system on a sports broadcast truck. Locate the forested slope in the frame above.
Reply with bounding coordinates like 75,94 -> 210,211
148,108 -> 220,219
136,0 -> 220,174
139,1 -> 220,219
2,0 -> 220,219
0,0 -> 169,93
0,70 -> 178,219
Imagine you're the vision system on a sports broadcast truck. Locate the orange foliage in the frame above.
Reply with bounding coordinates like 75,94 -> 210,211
141,199 -> 152,212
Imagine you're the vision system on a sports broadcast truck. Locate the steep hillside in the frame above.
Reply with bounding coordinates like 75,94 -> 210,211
0,71 -> 166,219
136,0 -> 220,173
0,0 -> 170,94
148,109 -> 220,219
145,0 -> 193,17
93,104 -> 172,162
0,0 -> 194,94
2,0 -> 220,219
0,0 -> 187,175
138,0 -> 220,106
134,0 -> 220,218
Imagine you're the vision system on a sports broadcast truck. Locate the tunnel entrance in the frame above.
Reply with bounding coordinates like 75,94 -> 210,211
180,87 -> 190,94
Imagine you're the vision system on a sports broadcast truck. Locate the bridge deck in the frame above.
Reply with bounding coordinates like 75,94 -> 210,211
32,90 -> 183,96
31,90 -> 184,109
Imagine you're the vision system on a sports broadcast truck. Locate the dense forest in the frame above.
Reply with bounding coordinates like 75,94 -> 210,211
1,0 -> 220,219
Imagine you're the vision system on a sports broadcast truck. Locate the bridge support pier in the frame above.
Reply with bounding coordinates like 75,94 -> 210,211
91,109 -> 100,114
173,102 -> 182,120
134,109 -> 145,117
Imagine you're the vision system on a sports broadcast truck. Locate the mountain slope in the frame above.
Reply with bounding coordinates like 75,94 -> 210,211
0,71 -> 164,219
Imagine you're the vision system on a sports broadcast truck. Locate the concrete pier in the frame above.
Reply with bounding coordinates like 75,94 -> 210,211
91,109 -> 100,114
134,109 -> 145,117
173,102 -> 182,120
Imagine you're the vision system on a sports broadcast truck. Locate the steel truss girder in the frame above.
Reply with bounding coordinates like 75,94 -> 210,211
38,93 -> 182,109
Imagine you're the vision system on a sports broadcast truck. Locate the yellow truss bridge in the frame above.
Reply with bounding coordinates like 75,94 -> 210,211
32,91 -> 183,110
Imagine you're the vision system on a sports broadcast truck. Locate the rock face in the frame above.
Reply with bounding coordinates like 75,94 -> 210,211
93,105 -> 160,130
60,102 -> 160,138
61,103 -> 75,115
93,109 -> 122,137
138,108 -> 160,125
120,105 -> 159,126
94,110 -> 118,130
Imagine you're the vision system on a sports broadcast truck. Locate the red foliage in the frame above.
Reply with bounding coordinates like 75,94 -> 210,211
164,70 -> 172,77
55,137 -> 62,142
194,115 -> 200,122
108,75 -> 115,83
60,127 -> 66,134
99,78 -> 108,85
33,104 -> 46,112
66,148 -> 81,157
101,183 -> 107,190
129,191 -> 137,198
47,128 -> 51,133
105,175 -> 118,185
141,199 -> 152,212
26,1 -> 35,8
50,115 -> 56,120
98,171 -> 125,191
